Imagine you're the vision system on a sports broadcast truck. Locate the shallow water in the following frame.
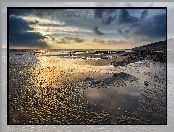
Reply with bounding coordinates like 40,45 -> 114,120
8,49 -> 166,124
84,86 -> 141,114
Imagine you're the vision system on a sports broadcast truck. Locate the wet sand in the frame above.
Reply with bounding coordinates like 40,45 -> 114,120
9,49 -> 166,124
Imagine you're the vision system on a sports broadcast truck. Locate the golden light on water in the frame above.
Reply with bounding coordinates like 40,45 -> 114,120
38,56 -> 48,67
30,58 -> 59,89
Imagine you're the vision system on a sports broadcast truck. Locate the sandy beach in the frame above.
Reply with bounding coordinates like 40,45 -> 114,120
9,49 -> 166,124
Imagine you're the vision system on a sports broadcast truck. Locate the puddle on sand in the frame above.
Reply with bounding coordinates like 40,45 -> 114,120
84,85 -> 141,116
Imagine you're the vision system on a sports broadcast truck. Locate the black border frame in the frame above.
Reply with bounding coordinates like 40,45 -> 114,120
7,7 -> 167,125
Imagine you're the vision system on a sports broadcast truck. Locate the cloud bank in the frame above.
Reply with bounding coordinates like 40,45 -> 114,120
9,15 -> 49,48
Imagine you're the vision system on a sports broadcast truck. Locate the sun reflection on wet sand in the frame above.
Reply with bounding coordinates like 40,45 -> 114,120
9,53 -> 114,124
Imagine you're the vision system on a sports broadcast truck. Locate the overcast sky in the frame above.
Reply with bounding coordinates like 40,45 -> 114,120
2,2 -> 171,49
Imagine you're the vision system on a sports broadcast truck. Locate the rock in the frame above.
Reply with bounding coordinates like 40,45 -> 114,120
84,77 -> 94,82
144,81 -> 149,86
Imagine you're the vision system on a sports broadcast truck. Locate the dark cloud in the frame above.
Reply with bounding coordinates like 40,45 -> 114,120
50,36 -> 55,41
120,10 -> 148,29
94,9 -> 116,19
10,32 -> 46,40
64,37 -> 84,43
9,16 -> 48,48
123,30 -> 130,38
93,26 -> 104,35
140,9 -> 148,20
57,38 -> 66,44
117,29 -> 130,39
95,9 -> 149,27
133,13 -> 166,39
74,37 -> 84,43
130,23 -> 143,28
57,37 -> 84,44
94,9 -> 116,25
124,30 -> 130,34
10,36 -> 48,48
9,15 -> 33,34
102,16 -> 114,25
94,9 -> 105,18
116,9 -> 166,41
117,29 -> 123,34
93,39 -> 105,44
38,23 -> 65,27
117,9 -> 139,24
94,9 -> 148,27
30,20 -> 39,25
107,40 -> 127,44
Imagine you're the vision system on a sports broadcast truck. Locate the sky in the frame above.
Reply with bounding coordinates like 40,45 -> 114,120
8,8 -> 166,49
